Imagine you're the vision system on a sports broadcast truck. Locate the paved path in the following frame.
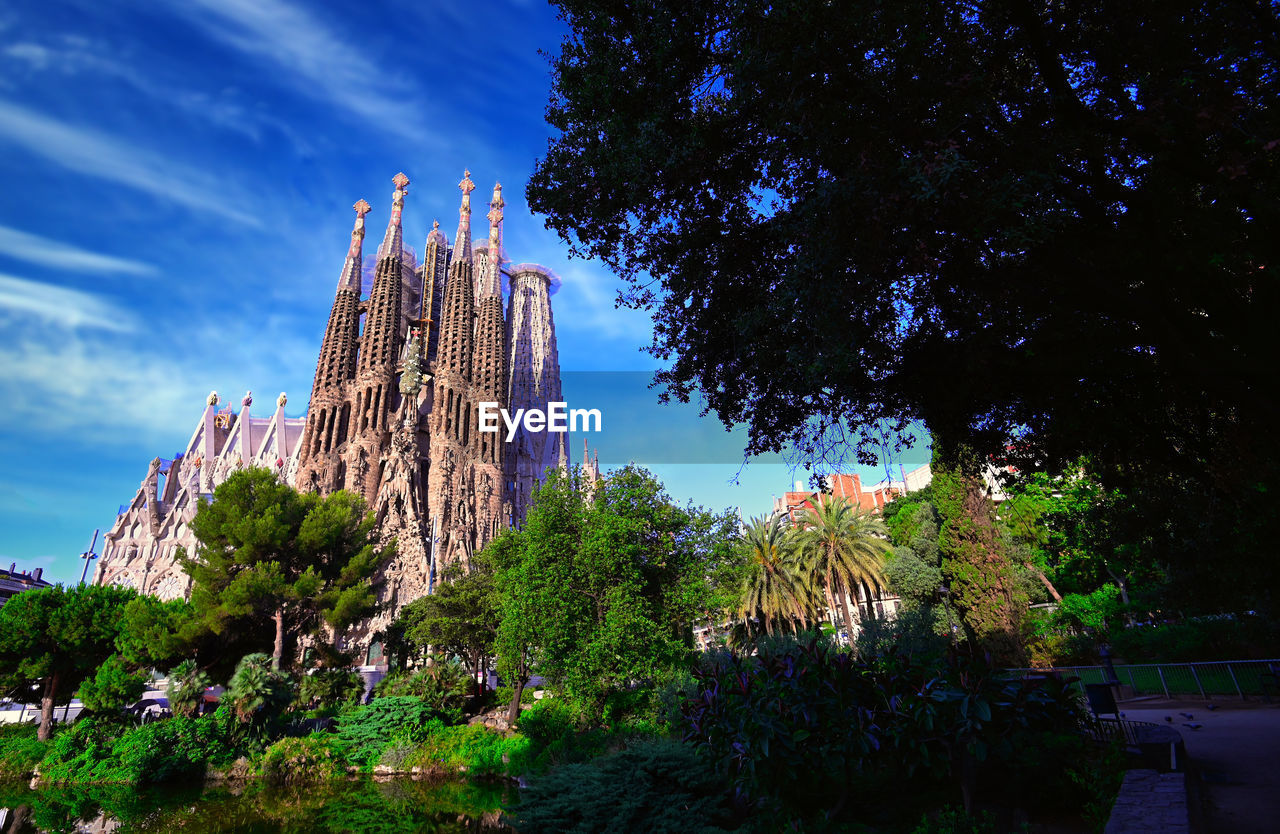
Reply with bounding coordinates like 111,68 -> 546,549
1120,704 -> 1280,834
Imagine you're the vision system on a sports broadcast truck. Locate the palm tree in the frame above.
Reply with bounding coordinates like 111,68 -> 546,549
738,514 -> 814,635
796,495 -> 891,642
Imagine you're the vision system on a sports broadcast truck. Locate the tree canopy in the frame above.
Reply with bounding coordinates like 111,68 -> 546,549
178,468 -> 392,670
491,465 -> 739,722
0,584 -> 137,739
529,0 -> 1280,601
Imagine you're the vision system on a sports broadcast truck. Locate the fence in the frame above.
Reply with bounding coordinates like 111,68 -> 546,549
1011,659 -> 1280,700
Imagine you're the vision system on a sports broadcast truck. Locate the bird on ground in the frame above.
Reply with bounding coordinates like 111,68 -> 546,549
1183,723 -> 1203,730
1165,716 -> 1173,723
1206,704 -> 1218,711
1180,712 -> 1194,719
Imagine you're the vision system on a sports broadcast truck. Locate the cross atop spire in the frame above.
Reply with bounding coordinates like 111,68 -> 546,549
453,169 -> 476,264
380,172 -> 410,259
338,199 -> 372,291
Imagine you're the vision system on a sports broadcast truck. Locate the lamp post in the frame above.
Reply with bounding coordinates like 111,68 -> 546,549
78,529 -> 100,585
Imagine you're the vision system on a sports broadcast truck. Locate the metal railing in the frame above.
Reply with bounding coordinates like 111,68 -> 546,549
1011,659 -> 1280,700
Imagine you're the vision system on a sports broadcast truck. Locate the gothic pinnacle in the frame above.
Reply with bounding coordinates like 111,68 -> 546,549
338,199 -> 372,292
453,169 -> 476,264
379,173 -> 410,260
483,182 -> 505,297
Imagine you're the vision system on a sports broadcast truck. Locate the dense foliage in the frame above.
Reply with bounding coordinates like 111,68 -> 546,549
683,633 -> 1104,828
492,465 -> 740,723
530,0 -> 1280,612
178,467 -> 392,670
0,583 -> 138,740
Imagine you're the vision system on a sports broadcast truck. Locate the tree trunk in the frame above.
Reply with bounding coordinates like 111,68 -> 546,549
1033,568 -> 1063,602
37,672 -> 60,742
507,676 -> 526,725
836,577 -> 857,647
822,578 -> 841,641
272,607 -> 285,670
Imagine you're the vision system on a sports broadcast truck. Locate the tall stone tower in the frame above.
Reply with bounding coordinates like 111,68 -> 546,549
99,170 -> 571,642
506,263 -> 568,527
296,200 -> 371,493
473,183 -> 510,545
427,171 -> 480,570
347,173 -> 410,504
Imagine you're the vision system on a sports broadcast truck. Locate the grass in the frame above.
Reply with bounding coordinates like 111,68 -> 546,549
1059,660 -> 1275,698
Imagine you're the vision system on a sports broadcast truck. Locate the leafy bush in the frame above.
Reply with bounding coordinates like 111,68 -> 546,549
377,736 -> 418,770
38,718 -> 122,783
336,696 -> 443,769
258,732 -> 344,783
406,724 -> 531,777
225,654 -> 294,733
75,654 -> 148,716
911,806 -> 999,834
509,739 -> 740,834
298,668 -> 365,709
109,720 -> 207,784
0,723 -> 47,779
165,659 -> 211,718
684,636 -> 891,817
682,635 -> 1086,824
516,698 -> 576,748
38,709 -> 248,785
371,660 -> 470,724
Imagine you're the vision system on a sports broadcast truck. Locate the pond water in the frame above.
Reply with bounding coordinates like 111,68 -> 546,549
0,777 -> 512,833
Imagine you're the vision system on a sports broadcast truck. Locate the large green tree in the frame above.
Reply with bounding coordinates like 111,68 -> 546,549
493,465 -> 736,722
179,468 -> 392,670
395,561 -> 499,697
796,496 -> 891,636
529,0 -> 1280,605
0,584 -> 137,740
737,513 -> 812,636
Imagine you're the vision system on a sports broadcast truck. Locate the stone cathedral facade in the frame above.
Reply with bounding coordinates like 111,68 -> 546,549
94,172 -> 568,643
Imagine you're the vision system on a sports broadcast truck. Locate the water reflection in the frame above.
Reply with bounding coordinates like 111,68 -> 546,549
0,777 -> 511,833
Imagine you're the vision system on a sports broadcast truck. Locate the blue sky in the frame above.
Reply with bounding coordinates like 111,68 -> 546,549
0,0 -> 900,585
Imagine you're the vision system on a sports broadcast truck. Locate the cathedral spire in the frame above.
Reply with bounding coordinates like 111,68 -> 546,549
338,200 -> 372,292
379,173 -> 410,260
482,182 -> 505,297
453,170 -> 476,265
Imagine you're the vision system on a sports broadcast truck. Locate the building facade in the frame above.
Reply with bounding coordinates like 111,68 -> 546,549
95,172 -> 568,643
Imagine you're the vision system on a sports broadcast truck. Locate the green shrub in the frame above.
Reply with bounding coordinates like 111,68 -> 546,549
38,718 -> 121,783
508,738 -> 740,834
38,710 -> 248,785
110,720 -> 206,784
165,659 -> 211,718
75,654 -> 149,716
0,723 -> 47,779
298,668 -> 365,709
336,696 -> 444,769
372,660 -> 470,724
377,736 -> 418,770
516,698 -> 576,748
225,654 -> 294,735
258,732 -> 344,783
406,724 -> 531,777
911,806 -> 999,834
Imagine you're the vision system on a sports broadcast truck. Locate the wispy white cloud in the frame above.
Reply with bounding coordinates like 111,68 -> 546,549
2,36 -> 311,150
0,99 -> 259,226
0,317 -> 316,443
168,0 -> 439,145
0,225 -> 156,276
0,274 -> 138,332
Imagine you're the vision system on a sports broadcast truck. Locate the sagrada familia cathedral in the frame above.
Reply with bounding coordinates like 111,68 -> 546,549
91,172 -> 590,654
